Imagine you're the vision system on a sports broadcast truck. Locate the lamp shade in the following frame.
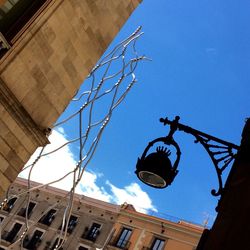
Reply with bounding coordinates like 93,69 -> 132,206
135,148 -> 178,188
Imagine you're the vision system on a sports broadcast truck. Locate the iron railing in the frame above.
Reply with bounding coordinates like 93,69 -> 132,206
108,236 -> 131,250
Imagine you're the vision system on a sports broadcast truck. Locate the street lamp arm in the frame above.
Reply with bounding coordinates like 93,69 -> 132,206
160,116 -> 239,197
160,116 -> 240,150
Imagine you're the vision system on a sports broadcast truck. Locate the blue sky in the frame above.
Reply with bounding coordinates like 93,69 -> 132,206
85,0 -> 249,225
22,0 -> 250,227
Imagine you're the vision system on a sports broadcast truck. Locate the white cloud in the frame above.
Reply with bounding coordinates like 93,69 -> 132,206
19,128 -> 156,214
78,172 -> 112,202
19,128 -> 78,192
107,181 -> 157,213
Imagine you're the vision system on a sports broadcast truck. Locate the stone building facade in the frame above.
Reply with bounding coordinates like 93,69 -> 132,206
112,206 -> 202,250
0,178 -> 203,249
0,0 -> 142,197
0,177 -> 120,250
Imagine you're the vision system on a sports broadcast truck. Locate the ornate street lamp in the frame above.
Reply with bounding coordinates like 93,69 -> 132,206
135,116 -> 240,198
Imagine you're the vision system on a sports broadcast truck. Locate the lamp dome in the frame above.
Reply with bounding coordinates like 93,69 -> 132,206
135,147 -> 178,188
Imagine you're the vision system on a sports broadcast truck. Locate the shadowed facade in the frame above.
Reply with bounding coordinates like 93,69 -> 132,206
0,0 -> 141,197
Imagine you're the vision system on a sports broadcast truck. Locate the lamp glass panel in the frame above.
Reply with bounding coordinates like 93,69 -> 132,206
139,171 -> 166,187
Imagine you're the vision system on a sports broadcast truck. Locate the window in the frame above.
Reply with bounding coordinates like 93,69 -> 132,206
23,229 -> 43,249
39,209 -> 56,226
18,201 -> 36,218
4,222 -> 22,243
0,0 -> 49,43
150,238 -> 165,250
2,197 -> 17,212
59,215 -> 78,234
84,223 -> 101,241
116,228 -> 132,249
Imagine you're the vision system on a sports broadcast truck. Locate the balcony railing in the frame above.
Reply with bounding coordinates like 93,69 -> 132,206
108,236 -> 131,250
82,229 -> 100,242
1,230 -> 18,243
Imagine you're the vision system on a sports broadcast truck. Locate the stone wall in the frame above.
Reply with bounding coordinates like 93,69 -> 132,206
0,0 -> 141,198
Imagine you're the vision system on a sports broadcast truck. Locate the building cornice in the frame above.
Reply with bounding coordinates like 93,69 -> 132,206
119,209 -> 203,238
0,78 -> 49,147
15,177 -> 120,213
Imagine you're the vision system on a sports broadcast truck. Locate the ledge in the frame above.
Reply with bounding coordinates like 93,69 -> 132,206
0,77 -> 49,147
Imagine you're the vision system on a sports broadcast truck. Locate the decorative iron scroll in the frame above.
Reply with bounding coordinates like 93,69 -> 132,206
160,116 -> 239,197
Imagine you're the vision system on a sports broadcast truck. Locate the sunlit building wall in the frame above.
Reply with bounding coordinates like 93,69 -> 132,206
111,204 -> 202,250
0,178 -> 203,249
0,177 -> 120,250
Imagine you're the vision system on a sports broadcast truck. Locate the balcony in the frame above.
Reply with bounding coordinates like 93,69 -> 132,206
22,230 -> 43,250
39,209 -> 56,226
82,229 -> 100,242
1,225 -> 21,243
108,236 -> 131,250
81,223 -> 101,243
17,202 -> 36,219
58,215 -> 78,234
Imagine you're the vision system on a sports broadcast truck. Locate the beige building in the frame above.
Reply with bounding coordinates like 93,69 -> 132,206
0,178 -> 203,249
110,206 -> 202,250
0,0 -> 142,197
0,177 -> 120,250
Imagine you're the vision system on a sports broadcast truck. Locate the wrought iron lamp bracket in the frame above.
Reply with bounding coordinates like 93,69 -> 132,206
160,116 -> 240,197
